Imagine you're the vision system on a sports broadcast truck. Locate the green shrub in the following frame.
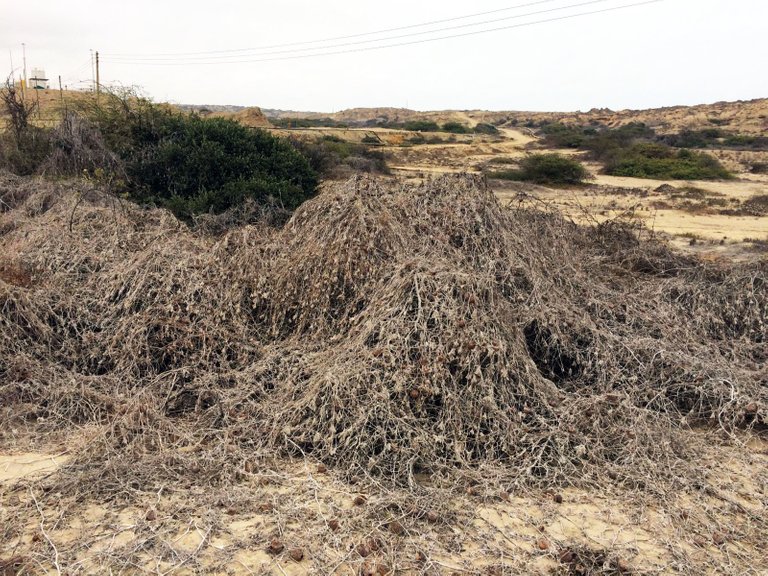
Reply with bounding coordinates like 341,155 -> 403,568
540,123 -> 589,148
540,122 -> 654,156
402,120 -> 440,132
660,129 -> 723,148
73,92 -> 318,219
722,134 -> 768,150
604,143 -> 731,180
270,117 -> 343,128
489,153 -> 590,185
289,135 -> 388,176
441,121 -> 471,134
473,123 -> 500,135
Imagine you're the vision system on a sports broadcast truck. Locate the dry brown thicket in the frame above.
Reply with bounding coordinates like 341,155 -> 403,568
0,171 -> 765,500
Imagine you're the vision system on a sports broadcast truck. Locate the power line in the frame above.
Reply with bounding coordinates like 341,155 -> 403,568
102,1 -> 663,67
105,0 -> 613,62
103,0 -> 564,57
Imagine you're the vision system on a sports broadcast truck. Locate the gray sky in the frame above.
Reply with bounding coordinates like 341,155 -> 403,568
4,0 -> 767,112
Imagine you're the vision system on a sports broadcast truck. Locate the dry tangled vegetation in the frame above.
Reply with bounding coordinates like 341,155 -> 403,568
0,171 -> 766,574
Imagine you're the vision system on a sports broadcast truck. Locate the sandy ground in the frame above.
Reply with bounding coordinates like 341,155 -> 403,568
1,429 -> 766,575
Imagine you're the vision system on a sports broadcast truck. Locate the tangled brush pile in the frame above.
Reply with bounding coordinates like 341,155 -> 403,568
0,171 -> 765,493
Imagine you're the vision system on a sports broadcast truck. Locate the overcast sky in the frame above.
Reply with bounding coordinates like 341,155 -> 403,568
3,0 -> 767,112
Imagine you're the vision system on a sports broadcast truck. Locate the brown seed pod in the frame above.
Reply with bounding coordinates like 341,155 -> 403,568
389,521 -> 405,535
409,389 -> 420,399
367,537 -> 382,552
268,538 -> 284,554
289,548 -> 304,562
145,508 -> 157,521
353,494 -> 367,506
426,510 -> 439,523
316,464 -> 328,473
356,543 -> 370,557
559,549 -> 575,563
617,558 -> 630,572
376,563 -> 390,575
745,402 -> 758,415
553,494 -> 563,504
536,537 -> 550,550
328,519 -> 340,531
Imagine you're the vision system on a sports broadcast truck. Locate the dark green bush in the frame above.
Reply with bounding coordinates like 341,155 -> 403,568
722,134 -> 768,150
604,143 -> 731,180
473,123 -> 500,135
660,129 -> 723,148
540,122 -> 653,157
540,123 -> 589,148
74,93 -> 318,219
441,121 -> 471,134
270,117 -> 344,128
402,120 -> 440,132
489,153 -> 590,185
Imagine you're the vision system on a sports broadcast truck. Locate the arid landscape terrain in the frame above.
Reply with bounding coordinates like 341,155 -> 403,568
1,90 -> 766,575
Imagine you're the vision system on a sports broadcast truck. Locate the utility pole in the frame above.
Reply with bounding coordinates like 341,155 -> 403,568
22,43 -> 27,98
95,51 -> 100,100
90,49 -> 95,92
59,75 -> 64,109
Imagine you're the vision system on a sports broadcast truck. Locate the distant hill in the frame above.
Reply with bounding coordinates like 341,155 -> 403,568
255,98 -> 768,135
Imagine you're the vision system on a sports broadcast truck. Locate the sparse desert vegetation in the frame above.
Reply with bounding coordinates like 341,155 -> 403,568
1,88 -> 766,575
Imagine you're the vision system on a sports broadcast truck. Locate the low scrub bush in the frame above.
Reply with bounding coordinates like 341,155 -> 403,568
441,121 -> 471,134
270,117 -> 345,128
604,144 -> 732,180
0,80 -> 52,175
659,129 -> 768,151
92,98 -> 318,219
473,123 -> 500,135
402,120 -> 440,132
489,153 -> 590,185
289,135 -> 389,176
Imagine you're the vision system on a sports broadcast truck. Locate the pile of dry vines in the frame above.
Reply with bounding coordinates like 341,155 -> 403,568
0,171 -> 765,496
